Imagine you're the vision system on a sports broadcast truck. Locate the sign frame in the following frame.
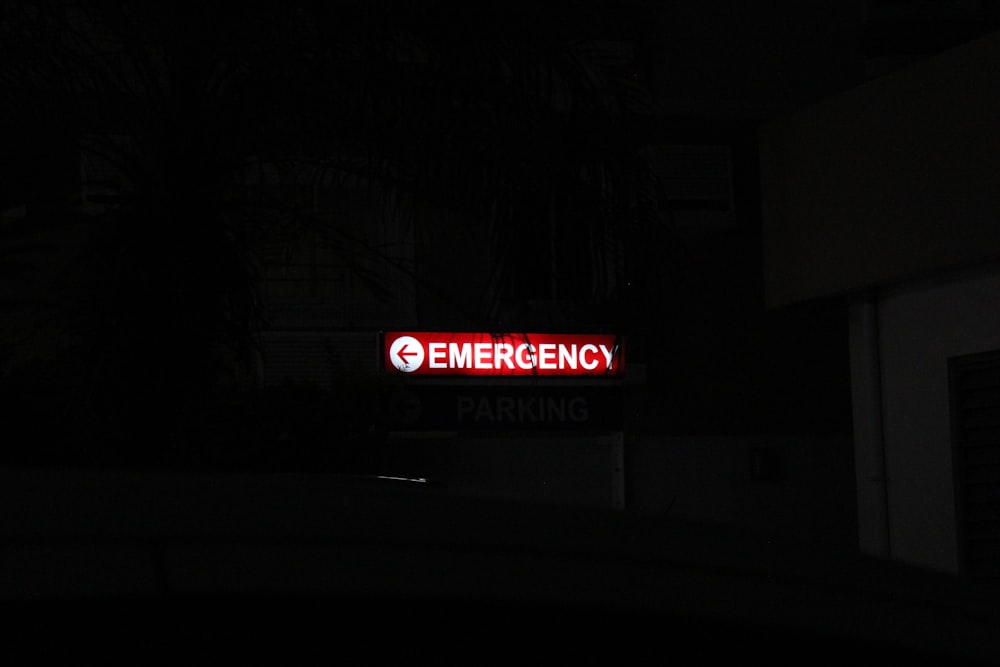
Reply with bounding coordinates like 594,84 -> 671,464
382,331 -> 625,378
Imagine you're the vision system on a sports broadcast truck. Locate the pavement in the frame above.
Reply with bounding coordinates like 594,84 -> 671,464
1,465 -> 999,663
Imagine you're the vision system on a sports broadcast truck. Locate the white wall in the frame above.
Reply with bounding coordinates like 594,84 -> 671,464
875,262 -> 1000,572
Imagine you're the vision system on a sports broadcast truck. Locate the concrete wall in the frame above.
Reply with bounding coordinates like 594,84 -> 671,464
872,261 -> 1000,572
383,431 -> 625,510
627,434 -> 857,548
381,430 -> 860,549
758,29 -> 1000,308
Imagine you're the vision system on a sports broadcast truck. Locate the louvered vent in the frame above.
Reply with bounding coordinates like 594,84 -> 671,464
261,331 -> 378,390
950,350 -> 1000,582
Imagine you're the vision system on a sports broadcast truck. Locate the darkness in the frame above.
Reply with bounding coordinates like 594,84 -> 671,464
3,0 -> 998,485
0,0 -> 879,469
3,1 -> 1000,658
1,0 -> 667,468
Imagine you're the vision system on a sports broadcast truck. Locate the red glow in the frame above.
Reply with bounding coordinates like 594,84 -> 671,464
384,332 -> 625,377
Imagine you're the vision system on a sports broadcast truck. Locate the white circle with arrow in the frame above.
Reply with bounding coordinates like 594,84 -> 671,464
388,335 -> 425,372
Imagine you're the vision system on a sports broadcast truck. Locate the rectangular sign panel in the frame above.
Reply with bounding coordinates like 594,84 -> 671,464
384,332 -> 625,377
387,386 -> 624,430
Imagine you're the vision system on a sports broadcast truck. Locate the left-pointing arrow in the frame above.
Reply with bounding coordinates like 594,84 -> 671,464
388,335 -> 424,372
397,344 -> 416,364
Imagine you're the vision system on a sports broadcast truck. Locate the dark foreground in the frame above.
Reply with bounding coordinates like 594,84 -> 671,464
2,467 -> 998,664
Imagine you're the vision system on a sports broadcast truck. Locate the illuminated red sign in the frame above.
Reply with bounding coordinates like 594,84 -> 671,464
384,332 -> 625,377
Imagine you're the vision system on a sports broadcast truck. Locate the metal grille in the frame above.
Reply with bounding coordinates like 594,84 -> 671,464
950,350 -> 1000,581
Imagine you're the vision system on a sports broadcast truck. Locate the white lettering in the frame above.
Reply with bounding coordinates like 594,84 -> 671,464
429,342 -> 447,368
538,344 -> 556,370
600,344 -> 615,370
409,336 -> 619,374
515,343 -> 536,370
494,343 -> 514,369
474,342 -> 491,368
450,342 -> 472,368
558,344 -> 577,370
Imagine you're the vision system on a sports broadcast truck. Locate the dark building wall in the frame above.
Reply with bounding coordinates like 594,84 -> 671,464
627,434 -> 858,547
759,29 -> 1000,308
638,0 -> 865,111
0,2 -> 868,537
631,130 -> 853,437
756,17 -> 1000,572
